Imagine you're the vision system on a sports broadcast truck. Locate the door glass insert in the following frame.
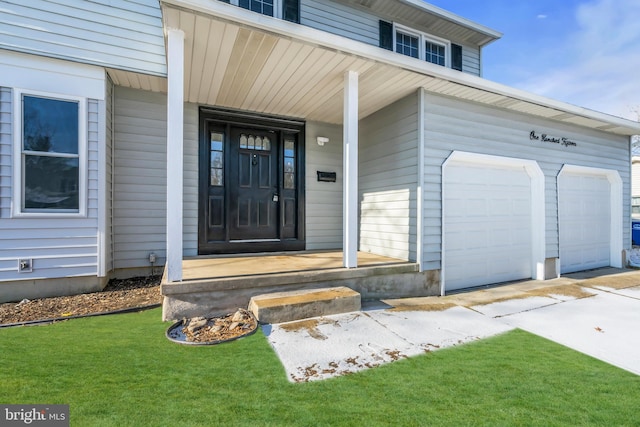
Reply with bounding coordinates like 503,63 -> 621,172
284,138 -> 295,189
210,132 -> 224,186
239,134 -> 271,151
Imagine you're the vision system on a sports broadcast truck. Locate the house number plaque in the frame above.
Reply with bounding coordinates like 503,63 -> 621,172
530,131 -> 577,147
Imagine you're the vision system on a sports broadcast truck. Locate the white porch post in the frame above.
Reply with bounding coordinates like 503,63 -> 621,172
343,70 -> 359,268
166,28 -> 185,282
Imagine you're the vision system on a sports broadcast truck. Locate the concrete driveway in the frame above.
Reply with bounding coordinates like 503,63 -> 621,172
263,268 -> 640,382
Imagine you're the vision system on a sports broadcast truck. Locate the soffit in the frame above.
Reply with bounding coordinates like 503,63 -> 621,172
143,2 -> 640,136
107,68 -> 167,92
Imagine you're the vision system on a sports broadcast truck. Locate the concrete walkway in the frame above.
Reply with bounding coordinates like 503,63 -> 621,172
263,268 -> 640,382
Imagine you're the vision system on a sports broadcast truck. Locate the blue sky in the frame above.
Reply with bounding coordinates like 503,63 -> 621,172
427,0 -> 640,121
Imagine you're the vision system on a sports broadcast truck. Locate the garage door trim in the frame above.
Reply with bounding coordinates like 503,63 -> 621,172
441,151 -> 546,295
558,164 -> 623,270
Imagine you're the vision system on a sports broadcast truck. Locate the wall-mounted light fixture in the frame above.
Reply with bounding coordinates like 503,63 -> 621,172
317,136 -> 329,146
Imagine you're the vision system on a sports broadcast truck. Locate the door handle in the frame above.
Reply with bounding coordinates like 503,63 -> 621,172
272,194 -> 279,202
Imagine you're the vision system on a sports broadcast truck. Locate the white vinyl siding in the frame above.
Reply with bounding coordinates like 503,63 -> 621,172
359,93 -> 418,261
0,0 -> 166,76
0,89 -> 101,280
462,44 -> 481,76
300,0 -> 378,46
112,87 -> 199,270
423,93 -> 630,272
112,86 -> 167,270
183,104 -> 199,257
305,121 -> 343,250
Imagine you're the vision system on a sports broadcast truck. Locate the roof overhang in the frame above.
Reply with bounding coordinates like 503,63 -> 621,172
337,0 -> 502,47
108,0 -> 640,137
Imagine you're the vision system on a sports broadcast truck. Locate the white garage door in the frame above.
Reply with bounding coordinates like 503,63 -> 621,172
444,161 -> 533,291
559,172 -> 611,274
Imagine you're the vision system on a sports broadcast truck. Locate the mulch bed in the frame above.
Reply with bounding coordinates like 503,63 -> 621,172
0,276 -> 162,325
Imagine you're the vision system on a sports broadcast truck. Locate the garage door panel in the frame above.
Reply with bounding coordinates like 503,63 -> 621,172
444,162 -> 533,291
468,199 -> 488,215
559,172 -> 611,274
467,229 -> 489,250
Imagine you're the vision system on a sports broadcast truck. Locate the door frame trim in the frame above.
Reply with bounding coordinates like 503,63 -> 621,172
198,107 -> 306,254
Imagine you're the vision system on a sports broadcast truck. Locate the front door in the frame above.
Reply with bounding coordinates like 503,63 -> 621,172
198,109 -> 305,254
228,127 -> 279,241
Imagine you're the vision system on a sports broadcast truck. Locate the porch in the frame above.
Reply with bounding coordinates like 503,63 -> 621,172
160,251 -> 437,320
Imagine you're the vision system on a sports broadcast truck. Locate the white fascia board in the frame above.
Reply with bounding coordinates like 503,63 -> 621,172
397,0 -> 503,44
162,0 -> 640,136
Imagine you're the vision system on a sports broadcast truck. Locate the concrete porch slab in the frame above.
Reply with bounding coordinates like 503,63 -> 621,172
160,251 -> 435,320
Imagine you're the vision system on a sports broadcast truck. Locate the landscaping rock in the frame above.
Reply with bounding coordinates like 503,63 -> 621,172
168,308 -> 258,344
185,317 -> 208,333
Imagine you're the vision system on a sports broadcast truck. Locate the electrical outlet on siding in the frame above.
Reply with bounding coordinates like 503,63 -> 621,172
18,259 -> 33,273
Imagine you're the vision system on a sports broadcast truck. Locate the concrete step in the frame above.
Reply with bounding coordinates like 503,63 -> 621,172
248,286 -> 361,324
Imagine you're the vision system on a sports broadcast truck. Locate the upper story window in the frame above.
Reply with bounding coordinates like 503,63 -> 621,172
425,41 -> 446,66
395,31 -> 419,59
394,24 -> 450,67
14,90 -> 86,215
219,0 -> 299,23
380,20 -> 463,71
240,0 -> 274,16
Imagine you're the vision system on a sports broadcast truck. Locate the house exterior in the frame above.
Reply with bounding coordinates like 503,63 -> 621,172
1,0 -> 639,303
632,156 -> 640,219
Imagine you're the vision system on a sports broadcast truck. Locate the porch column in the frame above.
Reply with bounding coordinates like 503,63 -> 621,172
166,28 -> 185,282
343,70 -> 358,268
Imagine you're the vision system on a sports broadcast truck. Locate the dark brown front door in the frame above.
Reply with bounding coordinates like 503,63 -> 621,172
198,108 -> 305,254
228,127 -> 278,241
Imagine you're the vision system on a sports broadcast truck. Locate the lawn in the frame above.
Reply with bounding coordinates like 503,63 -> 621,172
0,308 -> 638,426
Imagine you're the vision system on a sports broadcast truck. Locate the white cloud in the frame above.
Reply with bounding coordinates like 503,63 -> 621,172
537,14 -> 547,19
517,0 -> 640,120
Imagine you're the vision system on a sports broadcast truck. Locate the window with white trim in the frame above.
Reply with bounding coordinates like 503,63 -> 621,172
15,91 -> 86,215
219,0 -> 300,22
425,40 -> 446,66
224,0 -> 281,18
394,24 -> 450,67
242,0 -> 274,16
395,31 -> 419,59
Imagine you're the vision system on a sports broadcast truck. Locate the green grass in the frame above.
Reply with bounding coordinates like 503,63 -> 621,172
1,308 -> 638,426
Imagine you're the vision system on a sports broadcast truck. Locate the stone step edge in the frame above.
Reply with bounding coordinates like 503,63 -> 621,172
248,286 -> 361,324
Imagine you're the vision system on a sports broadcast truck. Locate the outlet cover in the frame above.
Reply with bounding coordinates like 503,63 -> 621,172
18,258 -> 33,273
